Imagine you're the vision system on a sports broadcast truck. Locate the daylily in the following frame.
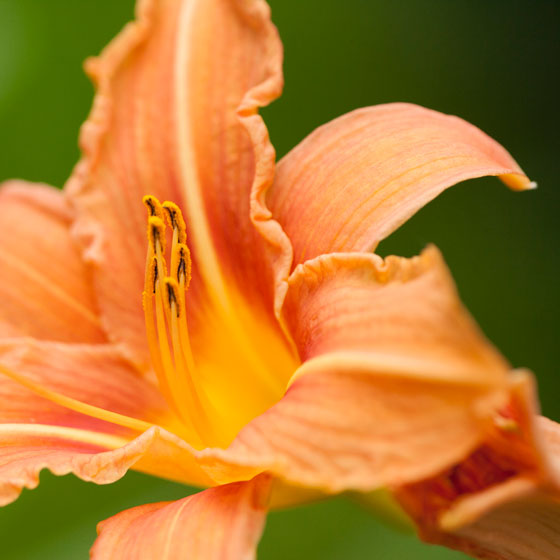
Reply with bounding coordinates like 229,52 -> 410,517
0,0 -> 558,559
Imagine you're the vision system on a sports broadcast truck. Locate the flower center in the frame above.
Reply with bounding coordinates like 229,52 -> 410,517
142,195 -> 219,448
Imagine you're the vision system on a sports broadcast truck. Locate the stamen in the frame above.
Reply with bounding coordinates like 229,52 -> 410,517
143,195 -> 165,221
164,277 -> 181,318
164,201 -> 188,279
147,216 -> 166,255
143,259 -> 175,412
174,243 -> 192,289
0,363 -> 153,434
144,256 -> 158,294
142,195 -> 219,447
162,201 -> 187,244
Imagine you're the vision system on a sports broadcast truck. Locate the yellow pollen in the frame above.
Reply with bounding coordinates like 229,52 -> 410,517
143,195 -> 216,448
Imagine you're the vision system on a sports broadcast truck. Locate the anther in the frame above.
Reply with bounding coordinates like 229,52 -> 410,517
164,277 -> 182,318
149,257 -> 159,293
495,416 -> 519,433
163,201 -> 187,244
174,243 -> 192,288
143,195 -> 164,221
147,216 -> 166,254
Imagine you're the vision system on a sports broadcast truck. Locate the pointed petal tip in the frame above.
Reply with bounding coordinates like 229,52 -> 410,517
500,172 -> 537,191
270,103 -> 537,265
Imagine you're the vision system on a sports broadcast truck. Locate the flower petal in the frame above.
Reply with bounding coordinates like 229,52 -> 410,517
222,367 -> 506,493
282,246 -> 508,382
396,373 -> 560,560
0,339 -> 268,505
268,103 -> 533,268
0,425 -> 214,507
67,0 -> 285,366
91,476 -> 271,560
442,481 -> 560,560
0,181 -> 104,343
211,248 -> 510,492
0,338 -> 169,429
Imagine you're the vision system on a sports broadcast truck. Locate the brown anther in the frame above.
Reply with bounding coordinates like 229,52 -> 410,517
147,216 -> 166,254
162,201 -> 186,244
143,195 -> 164,221
175,243 -> 192,289
164,277 -> 181,318
151,257 -> 159,293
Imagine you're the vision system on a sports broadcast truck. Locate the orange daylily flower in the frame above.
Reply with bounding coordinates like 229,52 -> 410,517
0,1 -> 557,559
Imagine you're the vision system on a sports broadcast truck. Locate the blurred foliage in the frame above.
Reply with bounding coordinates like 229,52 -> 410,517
0,0 -> 558,558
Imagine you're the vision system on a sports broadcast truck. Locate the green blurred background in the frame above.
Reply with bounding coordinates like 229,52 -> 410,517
0,0 -> 558,558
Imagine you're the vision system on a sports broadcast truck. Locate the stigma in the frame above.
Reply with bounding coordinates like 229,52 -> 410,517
142,195 -> 216,447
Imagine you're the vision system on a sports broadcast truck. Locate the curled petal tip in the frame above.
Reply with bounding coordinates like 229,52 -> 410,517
500,173 -> 537,191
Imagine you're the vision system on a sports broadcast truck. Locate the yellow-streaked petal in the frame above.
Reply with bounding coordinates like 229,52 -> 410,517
67,0 -> 285,369
220,360 -> 507,493
91,476 -> 271,560
0,181 -> 104,343
0,341 -> 269,505
205,247 -> 512,491
397,373 -> 560,560
268,103 -> 534,268
0,339 -> 169,429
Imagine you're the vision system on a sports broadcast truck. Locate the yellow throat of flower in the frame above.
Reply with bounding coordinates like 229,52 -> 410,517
0,195 -> 296,453
141,194 -> 299,451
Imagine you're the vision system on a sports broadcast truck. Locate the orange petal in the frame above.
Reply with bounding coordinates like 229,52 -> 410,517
0,181 -> 104,343
268,103 -> 534,268
442,481 -> 560,560
282,246 -> 508,380
213,248 -> 510,491
0,340 -> 267,505
0,339 -> 169,430
223,366 -> 506,493
397,373 -> 560,560
67,0 -> 285,366
92,476 -> 271,560
0,425 -> 215,507
0,340 -> 271,505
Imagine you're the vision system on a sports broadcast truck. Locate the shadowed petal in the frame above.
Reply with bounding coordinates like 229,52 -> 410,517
67,0 -> 286,367
0,181 -> 104,343
397,374 -> 560,560
91,476 -> 271,560
212,248 -> 510,492
443,482 -> 560,560
268,103 -> 533,270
